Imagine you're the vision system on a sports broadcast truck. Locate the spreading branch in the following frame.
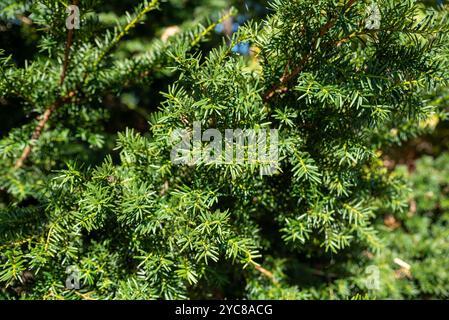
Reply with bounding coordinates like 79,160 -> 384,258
14,0 -> 79,169
263,0 -> 357,101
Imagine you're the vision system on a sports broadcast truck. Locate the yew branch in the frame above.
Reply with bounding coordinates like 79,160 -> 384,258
14,0 -> 79,169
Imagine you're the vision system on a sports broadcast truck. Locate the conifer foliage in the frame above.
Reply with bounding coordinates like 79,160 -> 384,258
0,0 -> 448,299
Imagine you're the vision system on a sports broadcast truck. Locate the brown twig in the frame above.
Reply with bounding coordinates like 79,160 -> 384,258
60,1 -> 78,85
14,1 -> 78,169
14,92 -> 76,169
263,0 -> 357,101
254,264 -> 278,284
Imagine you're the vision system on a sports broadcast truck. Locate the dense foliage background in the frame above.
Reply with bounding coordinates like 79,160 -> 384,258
0,0 -> 448,299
